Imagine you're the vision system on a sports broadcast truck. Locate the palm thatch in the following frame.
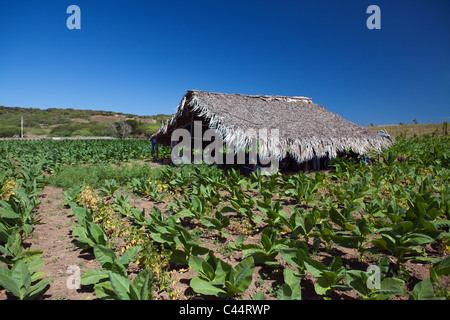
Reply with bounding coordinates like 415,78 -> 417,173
151,90 -> 392,163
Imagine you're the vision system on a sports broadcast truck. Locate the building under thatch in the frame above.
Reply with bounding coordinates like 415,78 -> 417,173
150,90 -> 392,166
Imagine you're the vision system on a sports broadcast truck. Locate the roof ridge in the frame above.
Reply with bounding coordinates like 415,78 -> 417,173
189,90 -> 313,102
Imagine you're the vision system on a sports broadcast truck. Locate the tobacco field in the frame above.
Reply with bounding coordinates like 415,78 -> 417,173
0,137 -> 449,300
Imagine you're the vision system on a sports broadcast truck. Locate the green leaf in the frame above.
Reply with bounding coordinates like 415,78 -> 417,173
304,257 -> 327,278
394,221 -> 413,235
190,277 -> 227,297
429,267 -> 440,284
25,257 -> 45,275
314,276 -> 332,296
191,244 -> 210,257
128,283 -> 141,300
229,256 -> 255,292
119,245 -> 141,268
178,209 -> 195,218
330,234 -> 364,249
380,234 -> 397,252
413,256 -> 442,263
201,216 -> 218,229
0,270 -> 20,298
213,258 -> 232,284
14,249 -> 43,264
189,255 -> 206,277
372,277 -> 405,299
277,283 -> 293,300
169,249 -> 188,265
94,281 -> 116,299
88,222 -> 108,246
135,270 -> 153,300
224,281 -> 242,296
27,277 -> 53,300
281,248 -> 308,272
93,244 -> 117,269
409,278 -> 437,300
376,256 -> 390,279
242,248 -> 269,265
277,269 -> 302,300
80,269 -> 109,286
109,260 -> 129,278
260,234 -> 272,252
328,207 -> 347,229
11,260 -> 31,300
404,233 -> 434,246
7,232 -> 22,258
432,256 -> 450,277
109,273 -> 132,300
229,235 -> 244,250
253,291 -> 265,300
345,270 -> 369,297
71,205 -> 93,227
201,260 -> 216,282
30,271 -> 45,283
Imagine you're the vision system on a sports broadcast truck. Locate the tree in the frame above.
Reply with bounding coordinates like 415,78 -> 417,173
125,119 -> 140,135
0,126 -> 21,138
111,119 -> 132,139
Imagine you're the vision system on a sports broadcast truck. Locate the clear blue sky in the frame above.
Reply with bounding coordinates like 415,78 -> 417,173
1,0 -> 449,125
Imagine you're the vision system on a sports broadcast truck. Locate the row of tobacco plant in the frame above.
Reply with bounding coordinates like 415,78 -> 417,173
0,160 -> 53,299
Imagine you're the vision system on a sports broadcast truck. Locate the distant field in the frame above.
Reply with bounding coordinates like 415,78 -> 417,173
368,123 -> 448,138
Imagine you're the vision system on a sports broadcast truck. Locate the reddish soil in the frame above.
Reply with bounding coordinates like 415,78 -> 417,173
20,186 -> 101,300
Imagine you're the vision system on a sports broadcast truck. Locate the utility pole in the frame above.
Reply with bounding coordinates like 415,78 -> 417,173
21,116 -> 24,138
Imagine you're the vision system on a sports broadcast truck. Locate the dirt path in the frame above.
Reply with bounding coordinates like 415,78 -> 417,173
23,186 -> 101,300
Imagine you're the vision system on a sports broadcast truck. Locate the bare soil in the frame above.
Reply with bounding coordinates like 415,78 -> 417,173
21,186 -> 102,300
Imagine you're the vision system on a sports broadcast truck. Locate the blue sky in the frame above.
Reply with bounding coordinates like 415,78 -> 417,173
0,0 -> 449,125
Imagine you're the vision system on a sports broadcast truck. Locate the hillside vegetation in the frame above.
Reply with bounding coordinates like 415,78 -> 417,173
0,105 -> 170,138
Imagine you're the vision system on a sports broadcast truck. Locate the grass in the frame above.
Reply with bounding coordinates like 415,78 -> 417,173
46,162 -> 161,189
368,123 -> 448,138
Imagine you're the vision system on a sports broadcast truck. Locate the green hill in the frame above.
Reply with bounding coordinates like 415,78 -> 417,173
0,105 -> 170,138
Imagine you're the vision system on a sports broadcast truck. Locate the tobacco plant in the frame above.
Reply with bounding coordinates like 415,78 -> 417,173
0,260 -> 53,300
240,227 -> 287,266
304,256 -> 348,297
277,268 -> 303,300
189,253 -> 255,298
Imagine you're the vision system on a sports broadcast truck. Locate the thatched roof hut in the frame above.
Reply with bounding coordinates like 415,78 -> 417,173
151,90 -> 392,163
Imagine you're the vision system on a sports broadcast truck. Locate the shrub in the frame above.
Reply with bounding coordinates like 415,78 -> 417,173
0,126 -> 21,138
49,123 -> 112,137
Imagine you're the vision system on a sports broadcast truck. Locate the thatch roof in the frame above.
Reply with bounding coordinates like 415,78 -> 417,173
151,90 -> 392,163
